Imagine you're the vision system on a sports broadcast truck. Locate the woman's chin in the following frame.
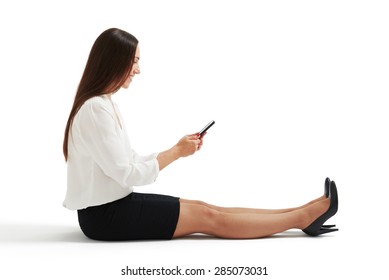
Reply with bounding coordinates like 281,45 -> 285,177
122,83 -> 130,89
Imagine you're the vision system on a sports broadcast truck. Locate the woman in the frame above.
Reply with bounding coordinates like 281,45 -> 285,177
63,28 -> 338,241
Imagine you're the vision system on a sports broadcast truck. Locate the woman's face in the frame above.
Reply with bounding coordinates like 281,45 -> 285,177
122,45 -> 141,89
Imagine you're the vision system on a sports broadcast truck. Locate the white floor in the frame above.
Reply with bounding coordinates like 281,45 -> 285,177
0,218 -> 385,280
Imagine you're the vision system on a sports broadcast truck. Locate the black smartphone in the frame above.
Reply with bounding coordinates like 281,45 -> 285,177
199,120 -> 215,136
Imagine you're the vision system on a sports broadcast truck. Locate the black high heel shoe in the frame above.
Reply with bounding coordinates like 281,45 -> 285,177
303,181 -> 339,236
322,177 -> 335,229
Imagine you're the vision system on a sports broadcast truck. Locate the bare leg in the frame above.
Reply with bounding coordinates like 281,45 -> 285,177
173,198 -> 330,239
180,195 -> 326,215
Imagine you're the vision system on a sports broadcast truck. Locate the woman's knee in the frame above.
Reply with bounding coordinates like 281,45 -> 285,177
199,206 -> 230,237
182,199 -> 221,212
180,198 -> 209,207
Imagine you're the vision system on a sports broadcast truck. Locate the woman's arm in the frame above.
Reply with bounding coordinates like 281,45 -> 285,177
157,133 -> 204,171
78,100 -> 160,187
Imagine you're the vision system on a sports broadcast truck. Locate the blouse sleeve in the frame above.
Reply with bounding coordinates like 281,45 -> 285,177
132,150 -> 159,163
76,100 -> 159,188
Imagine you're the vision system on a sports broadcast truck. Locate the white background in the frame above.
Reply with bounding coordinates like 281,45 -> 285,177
1,0 -> 388,279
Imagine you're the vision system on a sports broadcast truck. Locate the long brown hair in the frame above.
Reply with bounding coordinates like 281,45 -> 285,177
63,28 -> 138,161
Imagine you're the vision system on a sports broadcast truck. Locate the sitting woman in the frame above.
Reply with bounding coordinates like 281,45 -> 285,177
62,28 -> 339,241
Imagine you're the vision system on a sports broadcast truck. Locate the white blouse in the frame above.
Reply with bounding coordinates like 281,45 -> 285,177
63,95 -> 159,210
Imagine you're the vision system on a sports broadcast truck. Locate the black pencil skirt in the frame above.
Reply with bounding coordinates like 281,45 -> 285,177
77,192 -> 180,241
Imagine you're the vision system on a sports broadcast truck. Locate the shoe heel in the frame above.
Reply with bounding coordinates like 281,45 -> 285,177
317,227 -> 338,235
304,227 -> 338,236
321,224 -> 336,228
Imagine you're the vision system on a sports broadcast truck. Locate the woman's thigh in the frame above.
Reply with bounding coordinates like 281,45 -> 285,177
173,201 -> 220,238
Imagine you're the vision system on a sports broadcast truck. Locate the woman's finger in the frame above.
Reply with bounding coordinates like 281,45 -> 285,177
187,133 -> 200,140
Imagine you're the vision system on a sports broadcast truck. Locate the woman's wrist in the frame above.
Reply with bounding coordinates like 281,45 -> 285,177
170,145 -> 182,160
157,146 -> 181,171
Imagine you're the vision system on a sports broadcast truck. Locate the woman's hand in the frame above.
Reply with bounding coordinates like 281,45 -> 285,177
157,132 -> 206,171
175,133 -> 204,157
